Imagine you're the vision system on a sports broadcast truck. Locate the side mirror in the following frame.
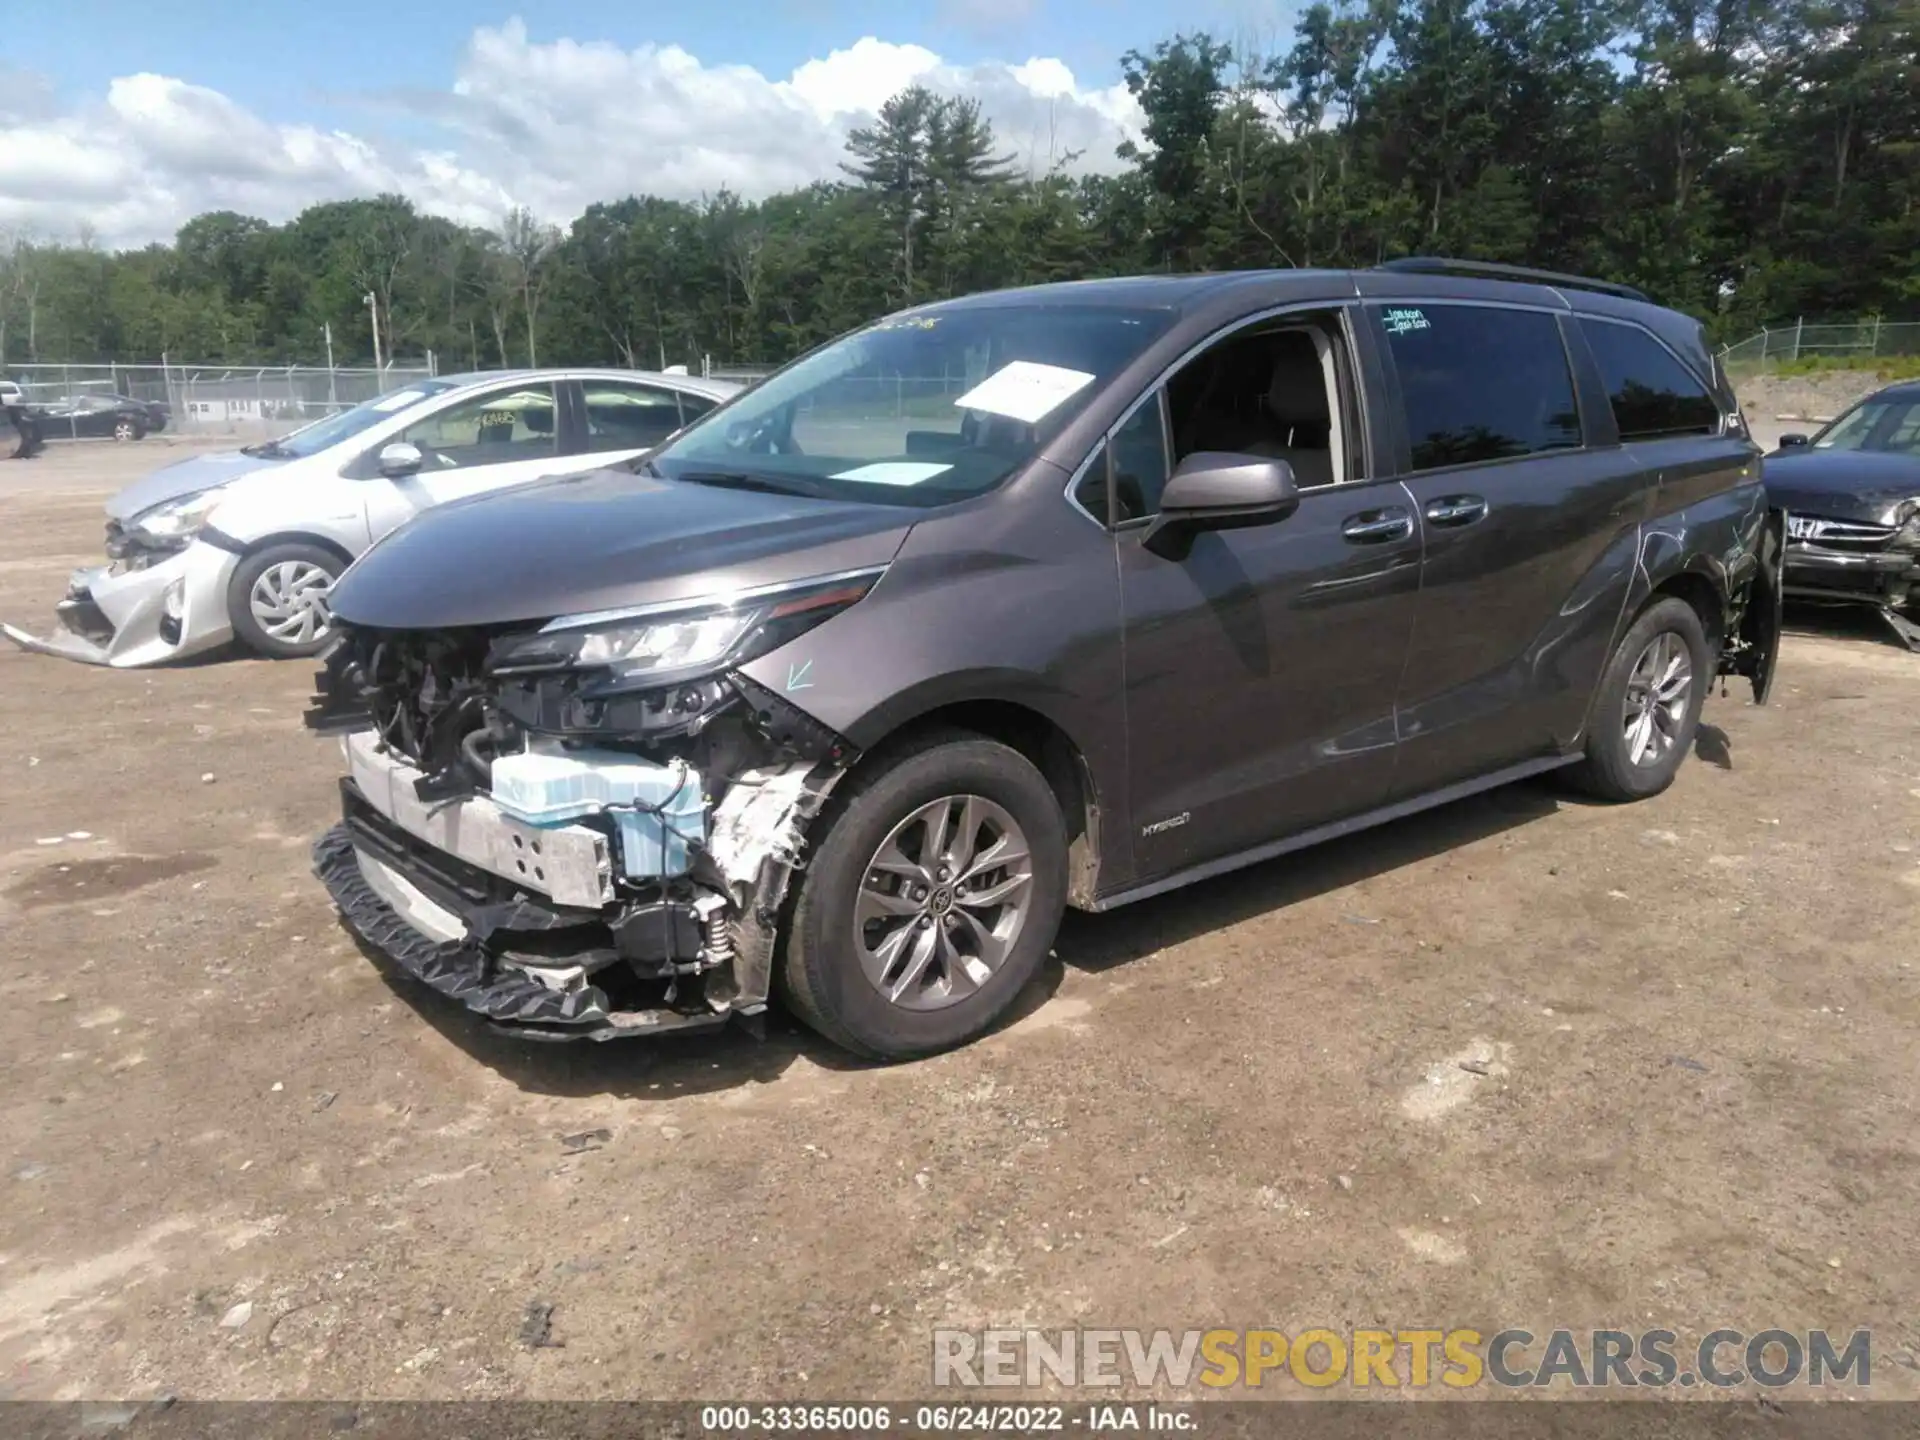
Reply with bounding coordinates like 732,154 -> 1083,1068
1142,452 -> 1300,560
1778,433 -> 1810,448
377,441 -> 424,477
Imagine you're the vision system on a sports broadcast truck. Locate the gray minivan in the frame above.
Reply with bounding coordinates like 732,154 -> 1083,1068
306,259 -> 1784,1059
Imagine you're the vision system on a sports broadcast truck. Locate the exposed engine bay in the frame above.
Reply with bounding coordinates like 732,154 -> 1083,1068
305,621 -> 857,1041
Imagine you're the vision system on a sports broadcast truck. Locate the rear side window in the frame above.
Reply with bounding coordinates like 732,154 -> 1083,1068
1579,320 -> 1722,441
1371,304 -> 1582,471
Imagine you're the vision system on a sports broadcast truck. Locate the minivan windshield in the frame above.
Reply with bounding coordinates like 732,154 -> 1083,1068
649,303 -> 1173,506
1812,395 -> 1920,456
242,379 -> 460,460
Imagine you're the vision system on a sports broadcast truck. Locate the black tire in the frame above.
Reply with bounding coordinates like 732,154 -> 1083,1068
112,416 -> 144,442
1565,596 -> 1711,801
226,541 -> 344,660
779,729 -> 1068,1060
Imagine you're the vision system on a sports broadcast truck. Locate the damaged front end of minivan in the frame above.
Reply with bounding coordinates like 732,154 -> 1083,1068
305,570 -> 881,1042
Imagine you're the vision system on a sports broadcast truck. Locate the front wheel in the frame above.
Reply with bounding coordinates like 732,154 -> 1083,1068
227,542 -> 344,659
112,417 -> 143,442
1566,596 -> 1711,801
779,731 -> 1068,1060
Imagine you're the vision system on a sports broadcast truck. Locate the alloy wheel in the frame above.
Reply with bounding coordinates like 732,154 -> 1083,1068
249,560 -> 335,645
1621,630 -> 1693,767
853,794 -> 1035,1011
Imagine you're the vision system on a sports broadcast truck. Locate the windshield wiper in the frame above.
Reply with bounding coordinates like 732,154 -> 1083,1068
668,469 -> 835,500
241,439 -> 290,459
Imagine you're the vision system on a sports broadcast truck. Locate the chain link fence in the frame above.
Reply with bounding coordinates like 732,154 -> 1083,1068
1720,320 -> 1920,377
701,358 -> 777,387
6,362 -> 438,442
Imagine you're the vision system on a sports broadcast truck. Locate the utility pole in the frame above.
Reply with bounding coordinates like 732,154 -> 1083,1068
324,322 -> 338,414
364,292 -> 384,377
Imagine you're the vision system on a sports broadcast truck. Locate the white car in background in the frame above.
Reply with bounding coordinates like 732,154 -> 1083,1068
1,368 -> 739,666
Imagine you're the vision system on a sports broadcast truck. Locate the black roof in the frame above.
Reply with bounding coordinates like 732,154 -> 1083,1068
903,263 -> 1669,317
913,272 -> 1316,310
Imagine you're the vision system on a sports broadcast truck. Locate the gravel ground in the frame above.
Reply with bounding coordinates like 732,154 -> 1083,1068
1,437 -> 1917,1405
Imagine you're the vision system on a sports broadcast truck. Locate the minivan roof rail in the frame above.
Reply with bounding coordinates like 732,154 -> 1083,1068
1373,257 -> 1652,305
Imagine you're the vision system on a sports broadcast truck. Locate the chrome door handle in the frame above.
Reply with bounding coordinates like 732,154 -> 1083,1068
1342,508 -> 1414,543
1424,495 -> 1489,527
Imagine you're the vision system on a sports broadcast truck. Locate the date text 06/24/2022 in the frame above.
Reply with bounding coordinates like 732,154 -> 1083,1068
700,1405 -> 1193,1432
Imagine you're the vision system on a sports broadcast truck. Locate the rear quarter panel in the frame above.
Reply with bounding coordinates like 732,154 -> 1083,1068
1629,441 -> 1769,647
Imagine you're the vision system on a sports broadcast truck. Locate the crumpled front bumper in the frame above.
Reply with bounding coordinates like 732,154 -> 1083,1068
1782,542 -> 1918,603
1,540 -> 237,666
315,820 -> 730,1043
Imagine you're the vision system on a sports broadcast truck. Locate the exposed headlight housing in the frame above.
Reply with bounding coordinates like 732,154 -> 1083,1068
1887,498 -> 1920,550
132,487 -> 227,542
487,568 -> 885,684
1879,497 -> 1920,527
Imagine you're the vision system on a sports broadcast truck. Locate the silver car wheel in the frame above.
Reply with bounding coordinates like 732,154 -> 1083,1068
1622,630 -> 1692,767
249,560 -> 335,645
853,793 -> 1034,1012
113,419 -> 136,441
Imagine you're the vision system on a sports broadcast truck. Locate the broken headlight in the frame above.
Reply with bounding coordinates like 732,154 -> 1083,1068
1884,499 -> 1920,550
131,487 -> 227,543
488,568 -> 885,682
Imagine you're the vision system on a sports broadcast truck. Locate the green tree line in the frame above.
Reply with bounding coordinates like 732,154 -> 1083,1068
2,0 -> 1915,371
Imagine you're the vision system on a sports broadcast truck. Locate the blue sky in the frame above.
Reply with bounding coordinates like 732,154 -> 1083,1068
1,1 -> 1297,246
12,0 -> 1277,119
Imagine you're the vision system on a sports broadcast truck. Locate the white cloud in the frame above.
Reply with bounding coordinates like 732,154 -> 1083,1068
788,37 -> 944,118
0,20 -> 1144,249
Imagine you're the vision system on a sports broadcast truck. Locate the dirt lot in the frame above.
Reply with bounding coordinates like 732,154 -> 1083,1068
2,437 -> 1919,1405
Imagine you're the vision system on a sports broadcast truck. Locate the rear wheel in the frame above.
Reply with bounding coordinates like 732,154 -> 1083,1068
779,731 -> 1068,1060
1566,596 -> 1710,801
227,542 -> 344,659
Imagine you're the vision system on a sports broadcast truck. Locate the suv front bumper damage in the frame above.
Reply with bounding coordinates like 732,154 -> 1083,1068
1780,515 -> 1920,651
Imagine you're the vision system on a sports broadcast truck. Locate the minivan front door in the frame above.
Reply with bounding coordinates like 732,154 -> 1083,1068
1120,476 -> 1423,879
1110,353 -> 1421,880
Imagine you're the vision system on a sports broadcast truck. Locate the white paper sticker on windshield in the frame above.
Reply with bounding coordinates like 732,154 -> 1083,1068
952,362 -> 1096,425
829,462 -> 954,486
371,389 -> 426,412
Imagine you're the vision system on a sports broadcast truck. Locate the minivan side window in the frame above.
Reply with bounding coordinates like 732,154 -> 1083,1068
1371,304 -> 1582,471
1578,320 -> 1722,441
1073,441 -> 1112,525
1070,396 -> 1173,527
1111,395 -> 1172,523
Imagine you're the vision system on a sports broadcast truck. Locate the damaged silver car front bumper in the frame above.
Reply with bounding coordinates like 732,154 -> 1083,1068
1,541 -> 237,667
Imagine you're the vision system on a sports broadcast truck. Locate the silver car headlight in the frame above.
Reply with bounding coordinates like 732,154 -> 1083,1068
132,488 -> 227,542
487,569 -> 884,683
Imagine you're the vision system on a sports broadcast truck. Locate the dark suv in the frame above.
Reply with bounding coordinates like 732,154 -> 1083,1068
306,259 -> 1783,1060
